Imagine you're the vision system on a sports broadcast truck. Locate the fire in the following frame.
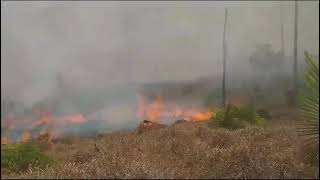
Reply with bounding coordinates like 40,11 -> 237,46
1,137 -> 11,145
1,128 -> 12,145
31,111 -> 52,128
21,130 -> 31,143
187,110 -> 214,122
1,110 -> 88,145
147,96 -> 164,123
38,129 -> 54,142
66,114 -> 87,124
137,95 -> 214,123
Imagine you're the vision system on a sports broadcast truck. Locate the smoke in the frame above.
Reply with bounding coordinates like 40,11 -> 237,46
1,1 -> 319,133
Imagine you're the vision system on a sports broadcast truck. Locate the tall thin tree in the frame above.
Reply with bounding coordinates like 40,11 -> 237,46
315,3 -> 318,54
280,2 -> 285,56
293,0 -> 299,107
222,8 -> 228,107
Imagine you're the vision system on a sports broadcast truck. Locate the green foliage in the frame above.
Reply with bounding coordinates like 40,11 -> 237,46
1,143 -> 52,172
297,52 -> 319,165
209,103 -> 265,130
257,109 -> 272,120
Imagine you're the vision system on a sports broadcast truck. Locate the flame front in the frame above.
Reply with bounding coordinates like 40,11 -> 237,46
137,94 -> 214,123
1,137 -> 11,145
147,96 -> 164,123
1,94 -> 216,145
187,110 -> 214,122
21,130 -> 31,143
1,110 -> 88,145
31,111 -> 52,129
65,114 -> 87,124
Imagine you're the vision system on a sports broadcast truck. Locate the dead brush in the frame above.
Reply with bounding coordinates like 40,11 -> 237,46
3,122 -> 318,179
136,120 -> 167,134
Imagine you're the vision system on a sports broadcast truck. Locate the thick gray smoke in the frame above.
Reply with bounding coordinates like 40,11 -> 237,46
1,1 -> 319,134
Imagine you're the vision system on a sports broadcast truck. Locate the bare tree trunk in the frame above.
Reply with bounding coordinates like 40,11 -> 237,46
281,23 -> 285,56
280,2 -> 285,56
293,0 -> 299,107
222,8 -> 228,107
315,4 -> 319,54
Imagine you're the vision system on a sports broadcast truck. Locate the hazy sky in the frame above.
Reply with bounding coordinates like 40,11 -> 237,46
1,1 -> 319,105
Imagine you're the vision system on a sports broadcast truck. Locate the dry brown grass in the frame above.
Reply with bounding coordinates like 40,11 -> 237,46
2,120 -> 318,179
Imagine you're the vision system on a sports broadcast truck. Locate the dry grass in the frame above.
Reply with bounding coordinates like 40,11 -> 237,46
2,120 -> 318,179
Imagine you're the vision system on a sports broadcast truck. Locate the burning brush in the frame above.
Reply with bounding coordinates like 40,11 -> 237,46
136,94 -> 216,134
137,120 -> 167,134
137,94 -> 215,123
1,109 -> 91,145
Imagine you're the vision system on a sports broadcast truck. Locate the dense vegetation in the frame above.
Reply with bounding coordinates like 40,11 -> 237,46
1,143 -> 52,172
209,103 -> 265,130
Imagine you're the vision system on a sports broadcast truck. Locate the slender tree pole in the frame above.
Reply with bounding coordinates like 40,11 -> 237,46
293,0 -> 299,107
315,3 -> 318,54
281,21 -> 285,56
222,8 -> 228,107
280,2 -> 285,56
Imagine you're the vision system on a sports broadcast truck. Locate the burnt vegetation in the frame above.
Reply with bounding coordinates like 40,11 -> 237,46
1,2 -> 319,179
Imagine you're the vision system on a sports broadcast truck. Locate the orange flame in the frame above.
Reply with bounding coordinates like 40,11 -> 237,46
1,128 -> 12,145
66,114 -> 87,124
21,130 -> 31,143
147,96 -> 164,123
137,94 -> 214,123
1,137 -> 10,145
191,111 -> 214,122
1,109 -> 88,145
31,111 -> 52,128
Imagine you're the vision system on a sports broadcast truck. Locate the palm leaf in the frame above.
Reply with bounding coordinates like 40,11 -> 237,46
297,51 -> 319,165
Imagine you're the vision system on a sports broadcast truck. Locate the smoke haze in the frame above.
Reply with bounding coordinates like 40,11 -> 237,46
1,1 -> 319,132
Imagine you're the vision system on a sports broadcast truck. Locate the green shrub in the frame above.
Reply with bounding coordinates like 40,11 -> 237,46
1,143 -> 52,172
257,109 -> 272,120
209,103 -> 265,130
297,52 -> 319,165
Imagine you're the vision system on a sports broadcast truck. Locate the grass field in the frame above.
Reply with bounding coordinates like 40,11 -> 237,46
1,113 -> 318,179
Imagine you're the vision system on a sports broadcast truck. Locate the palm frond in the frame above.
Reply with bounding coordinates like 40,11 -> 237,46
297,51 -> 319,165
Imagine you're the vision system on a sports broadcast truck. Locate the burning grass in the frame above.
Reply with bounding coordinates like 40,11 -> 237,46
137,94 -> 215,123
1,120 -> 318,179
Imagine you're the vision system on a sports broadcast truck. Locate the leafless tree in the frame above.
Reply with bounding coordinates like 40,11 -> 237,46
293,0 -> 299,107
222,8 -> 228,107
